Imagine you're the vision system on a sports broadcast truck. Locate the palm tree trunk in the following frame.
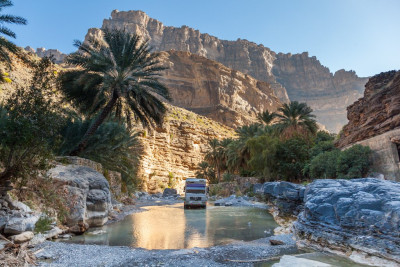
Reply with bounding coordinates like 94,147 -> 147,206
69,90 -> 119,156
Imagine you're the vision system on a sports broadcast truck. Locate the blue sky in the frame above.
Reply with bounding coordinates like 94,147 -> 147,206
8,0 -> 400,77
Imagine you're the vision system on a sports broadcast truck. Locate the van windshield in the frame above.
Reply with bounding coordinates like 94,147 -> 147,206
186,189 -> 205,194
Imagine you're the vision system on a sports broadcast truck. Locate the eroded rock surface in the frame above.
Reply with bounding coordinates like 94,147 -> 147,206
47,164 -> 112,231
136,105 -> 235,193
88,9 -> 368,132
160,50 -> 282,127
337,70 -> 400,147
294,178 -> 400,265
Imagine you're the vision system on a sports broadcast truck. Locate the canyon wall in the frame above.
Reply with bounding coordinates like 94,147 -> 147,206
136,105 -> 235,193
337,70 -> 400,147
159,50 -> 282,127
88,9 -> 368,132
273,53 -> 368,132
337,70 -> 400,181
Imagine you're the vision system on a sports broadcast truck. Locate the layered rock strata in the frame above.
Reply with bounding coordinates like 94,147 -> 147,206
273,53 -> 368,132
160,50 -> 282,127
136,105 -> 235,193
88,9 -> 368,132
337,70 -> 400,147
294,178 -> 400,266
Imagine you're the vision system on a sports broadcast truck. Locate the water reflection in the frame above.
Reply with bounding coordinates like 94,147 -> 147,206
65,203 -> 279,249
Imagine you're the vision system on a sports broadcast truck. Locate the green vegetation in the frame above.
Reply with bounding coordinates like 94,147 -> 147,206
60,29 -> 170,156
0,58 -> 63,187
34,216 -> 53,234
58,117 -> 139,192
198,102 -> 372,183
0,0 -> 27,68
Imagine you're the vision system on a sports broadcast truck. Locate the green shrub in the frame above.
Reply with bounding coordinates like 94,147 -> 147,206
222,173 -> 234,182
337,145 -> 372,178
0,58 -> 64,185
34,216 -> 53,233
309,150 -> 340,179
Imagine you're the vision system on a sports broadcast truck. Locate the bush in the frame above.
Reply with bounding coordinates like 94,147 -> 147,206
274,136 -> 311,182
0,58 -> 64,186
34,216 -> 53,233
337,145 -> 372,178
309,150 -> 340,179
222,173 -> 234,182
308,145 -> 372,179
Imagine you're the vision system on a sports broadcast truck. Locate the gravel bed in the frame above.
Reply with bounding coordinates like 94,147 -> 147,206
33,234 -> 297,267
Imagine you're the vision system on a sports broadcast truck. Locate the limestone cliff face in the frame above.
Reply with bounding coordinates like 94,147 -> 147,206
336,70 -> 400,148
25,46 -> 66,64
137,105 -> 235,193
88,9 -> 368,132
272,53 -> 369,133
160,50 -> 281,127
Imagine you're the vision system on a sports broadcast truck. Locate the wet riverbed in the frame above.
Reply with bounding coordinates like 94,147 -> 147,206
64,203 -> 279,249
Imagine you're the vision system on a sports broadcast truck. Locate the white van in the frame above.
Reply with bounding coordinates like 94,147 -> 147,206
184,178 -> 208,209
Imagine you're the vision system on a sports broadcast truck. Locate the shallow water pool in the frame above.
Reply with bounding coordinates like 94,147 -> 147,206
64,203 -> 279,249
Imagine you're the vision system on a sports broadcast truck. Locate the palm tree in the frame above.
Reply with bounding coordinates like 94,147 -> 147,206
205,139 -> 223,182
60,29 -> 170,156
275,101 -> 317,139
0,0 -> 27,66
257,110 -> 276,125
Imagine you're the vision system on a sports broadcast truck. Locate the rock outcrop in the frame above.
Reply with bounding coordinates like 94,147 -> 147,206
25,46 -> 67,64
337,70 -> 400,147
47,164 -> 113,232
88,9 -> 368,132
136,105 -> 235,193
160,50 -> 282,127
294,178 -> 400,266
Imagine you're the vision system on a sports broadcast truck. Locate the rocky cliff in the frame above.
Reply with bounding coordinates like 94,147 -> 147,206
337,70 -> 400,147
87,9 -> 368,132
136,104 -> 235,193
159,50 -> 282,127
273,53 -> 368,132
24,46 -> 66,64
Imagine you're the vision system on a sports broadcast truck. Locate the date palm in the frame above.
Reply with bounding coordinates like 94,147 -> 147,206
0,0 -> 27,66
257,110 -> 276,125
275,101 -> 317,139
60,29 -> 170,156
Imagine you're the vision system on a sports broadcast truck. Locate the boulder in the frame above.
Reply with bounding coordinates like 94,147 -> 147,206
11,231 -> 34,244
47,164 -> 112,231
294,178 -> 400,265
3,214 -> 39,235
261,182 -> 305,217
162,188 -> 177,197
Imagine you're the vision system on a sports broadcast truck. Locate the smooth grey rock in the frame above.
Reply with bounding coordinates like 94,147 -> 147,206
294,178 -> 400,264
48,164 -> 112,229
4,214 -> 39,235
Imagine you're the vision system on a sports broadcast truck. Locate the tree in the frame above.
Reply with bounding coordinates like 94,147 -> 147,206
58,116 -> 139,192
195,161 -> 216,184
275,101 -> 318,139
0,0 -> 27,66
0,58 -> 63,189
257,110 -> 276,125
204,139 -> 225,182
60,29 -> 170,156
